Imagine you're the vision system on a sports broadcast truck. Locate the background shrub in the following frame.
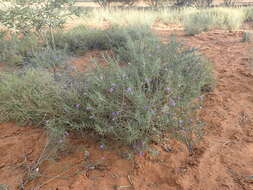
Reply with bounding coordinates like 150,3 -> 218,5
0,34 -> 40,65
183,8 -> 244,35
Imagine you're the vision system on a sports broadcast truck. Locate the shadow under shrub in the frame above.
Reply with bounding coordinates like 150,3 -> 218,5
0,33 -> 212,146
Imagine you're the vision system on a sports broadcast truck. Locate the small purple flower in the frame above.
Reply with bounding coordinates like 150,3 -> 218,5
179,120 -> 183,127
165,88 -> 171,92
145,78 -> 150,83
126,87 -> 132,92
150,109 -> 155,114
100,144 -> 105,149
108,88 -> 114,93
144,106 -> 149,110
169,98 -> 176,106
139,151 -> 144,156
112,111 -> 119,116
64,131 -> 69,136
75,104 -> 81,108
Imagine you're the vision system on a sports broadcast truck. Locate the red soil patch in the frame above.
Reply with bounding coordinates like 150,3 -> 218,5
69,50 -> 109,72
1,30 -> 253,190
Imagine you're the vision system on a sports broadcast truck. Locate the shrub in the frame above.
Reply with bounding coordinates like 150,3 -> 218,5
0,33 -> 40,65
0,30 -> 212,146
243,7 -> 253,22
27,47 -> 69,69
183,8 -> 244,35
0,0 -> 79,34
51,25 -> 153,55
241,31 -> 252,42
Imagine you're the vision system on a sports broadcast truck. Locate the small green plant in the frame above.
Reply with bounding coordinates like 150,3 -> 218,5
241,31 -> 252,42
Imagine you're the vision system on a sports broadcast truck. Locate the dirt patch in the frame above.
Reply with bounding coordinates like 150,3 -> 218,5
0,29 -> 253,190
69,50 -> 109,72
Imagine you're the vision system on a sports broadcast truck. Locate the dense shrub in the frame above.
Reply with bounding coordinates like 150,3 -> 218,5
0,28 -> 212,145
51,25 -> 153,55
0,33 -> 40,65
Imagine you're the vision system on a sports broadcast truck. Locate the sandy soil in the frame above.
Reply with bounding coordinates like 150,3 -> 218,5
0,28 -> 253,190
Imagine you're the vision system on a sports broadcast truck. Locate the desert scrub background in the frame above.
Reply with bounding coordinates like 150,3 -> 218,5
72,7 -> 253,35
183,8 -> 245,35
0,26 -> 212,146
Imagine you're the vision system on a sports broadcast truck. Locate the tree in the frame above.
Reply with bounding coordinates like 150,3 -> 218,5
0,0 -> 79,34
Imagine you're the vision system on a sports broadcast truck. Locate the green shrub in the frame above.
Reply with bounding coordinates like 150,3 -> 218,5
0,34 -> 40,65
27,47 -> 69,69
183,8 -> 244,35
51,25 -> 153,55
0,30 -> 212,145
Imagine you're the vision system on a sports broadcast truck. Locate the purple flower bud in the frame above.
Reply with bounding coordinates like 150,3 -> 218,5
169,98 -> 176,106
75,104 -> 81,108
112,112 -> 118,116
126,87 -> 132,92
108,88 -> 114,93
150,109 -> 155,114
179,120 -> 184,127
144,106 -> 149,110
139,151 -> 144,156
64,131 -> 69,136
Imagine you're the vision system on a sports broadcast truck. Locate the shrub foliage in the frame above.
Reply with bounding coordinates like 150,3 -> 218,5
0,26 -> 212,145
